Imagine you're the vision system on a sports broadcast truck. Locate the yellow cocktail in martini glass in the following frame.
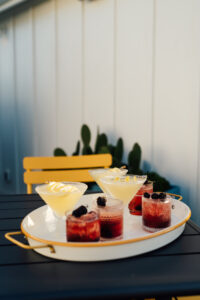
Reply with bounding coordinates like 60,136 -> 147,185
99,175 -> 147,225
89,167 -> 128,194
35,181 -> 88,218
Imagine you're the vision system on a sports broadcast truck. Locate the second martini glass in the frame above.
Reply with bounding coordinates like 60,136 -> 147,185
99,175 -> 147,227
89,167 -> 128,194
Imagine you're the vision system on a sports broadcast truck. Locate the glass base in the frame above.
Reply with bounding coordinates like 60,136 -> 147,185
100,234 -> 123,241
142,224 -> 163,233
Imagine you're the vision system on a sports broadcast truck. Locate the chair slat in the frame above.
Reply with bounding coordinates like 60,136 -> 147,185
23,154 -> 112,170
24,170 -> 94,184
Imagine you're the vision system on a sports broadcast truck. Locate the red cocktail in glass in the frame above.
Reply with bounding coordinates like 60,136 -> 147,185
142,192 -> 171,232
129,181 -> 153,215
66,210 -> 100,242
96,197 -> 123,239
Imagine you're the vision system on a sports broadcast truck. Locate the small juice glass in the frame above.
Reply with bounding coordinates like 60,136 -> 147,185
95,197 -> 123,240
129,181 -> 153,215
142,192 -> 172,232
66,211 -> 100,242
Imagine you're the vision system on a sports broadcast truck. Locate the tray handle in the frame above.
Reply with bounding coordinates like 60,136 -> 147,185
167,193 -> 182,201
5,231 -> 55,253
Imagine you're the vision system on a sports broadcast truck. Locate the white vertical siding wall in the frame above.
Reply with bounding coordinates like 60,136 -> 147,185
116,0 -> 154,164
0,17 -> 16,193
0,0 -> 200,224
153,0 -> 200,223
14,8 -> 34,193
56,0 -> 82,155
83,0 -> 115,144
33,0 -> 56,156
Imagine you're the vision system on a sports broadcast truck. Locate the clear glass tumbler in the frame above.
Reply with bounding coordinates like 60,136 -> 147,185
95,196 -> 123,240
66,211 -> 100,242
142,192 -> 172,232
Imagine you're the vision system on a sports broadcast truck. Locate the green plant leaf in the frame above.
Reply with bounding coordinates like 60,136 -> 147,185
99,133 -> 108,146
147,171 -> 171,192
82,145 -> 93,155
114,138 -> 123,163
54,147 -> 67,156
94,127 -> 100,154
108,144 -> 115,156
81,124 -> 91,146
128,167 -> 143,175
72,141 -> 80,156
98,146 -> 110,154
128,143 -> 141,172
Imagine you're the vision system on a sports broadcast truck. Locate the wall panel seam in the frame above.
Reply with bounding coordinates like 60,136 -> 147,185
113,0 -> 117,132
54,0 -> 58,147
81,0 -> 85,124
196,67 -> 200,215
31,5 -> 36,156
12,15 -> 19,193
151,0 -> 156,170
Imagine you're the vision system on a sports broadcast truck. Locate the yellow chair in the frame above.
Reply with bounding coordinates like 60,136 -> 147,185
23,154 -> 112,194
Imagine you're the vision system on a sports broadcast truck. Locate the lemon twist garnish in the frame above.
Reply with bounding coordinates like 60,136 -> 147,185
125,176 -> 130,182
109,167 -> 120,173
114,177 -> 120,181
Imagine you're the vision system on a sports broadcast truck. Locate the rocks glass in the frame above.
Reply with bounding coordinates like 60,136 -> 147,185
142,192 -> 172,232
95,196 -> 123,240
66,209 -> 100,242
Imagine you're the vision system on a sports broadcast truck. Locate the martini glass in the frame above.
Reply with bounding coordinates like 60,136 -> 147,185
35,181 -> 88,219
99,175 -> 147,227
89,167 -> 128,194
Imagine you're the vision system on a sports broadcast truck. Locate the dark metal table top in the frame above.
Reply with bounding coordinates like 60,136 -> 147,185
1,193 -> 200,300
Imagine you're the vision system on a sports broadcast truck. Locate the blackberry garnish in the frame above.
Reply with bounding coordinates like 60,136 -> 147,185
144,192 -> 150,198
72,205 -> 87,218
151,193 -> 159,199
97,196 -> 106,207
159,193 -> 166,201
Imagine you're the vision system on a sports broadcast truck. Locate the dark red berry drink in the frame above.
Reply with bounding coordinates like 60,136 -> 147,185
66,209 -> 100,242
129,181 -> 153,215
96,197 -> 123,240
142,192 -> 171,232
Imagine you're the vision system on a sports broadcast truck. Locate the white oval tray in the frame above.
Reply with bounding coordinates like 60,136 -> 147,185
8,193 -> 191,262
